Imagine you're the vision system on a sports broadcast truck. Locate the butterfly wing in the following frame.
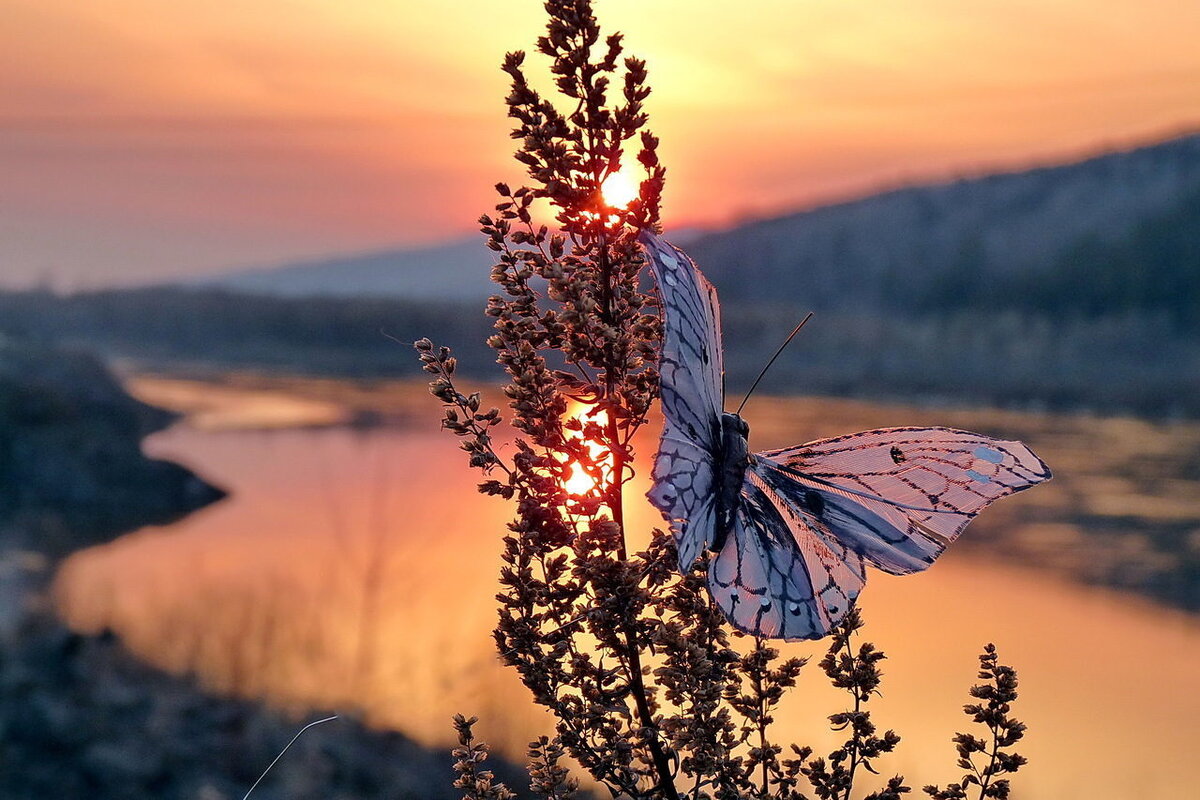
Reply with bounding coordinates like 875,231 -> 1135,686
755,427 -> 1052,575
707,470 -> 865,640
641,232 -> 727,570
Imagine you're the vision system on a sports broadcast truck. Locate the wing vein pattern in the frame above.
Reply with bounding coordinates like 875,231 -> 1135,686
642,233 -> 726,569
755,427 -> 1051,577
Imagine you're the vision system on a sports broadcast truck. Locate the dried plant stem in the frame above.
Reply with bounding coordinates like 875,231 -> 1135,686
842,633 -> 863,800
752,646 -> 771,797
242,715 -> 337,800
607,429 -> 679,800
425,3 -> 1031,799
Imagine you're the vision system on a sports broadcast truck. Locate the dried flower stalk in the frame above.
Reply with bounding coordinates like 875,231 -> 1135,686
425,3 -> 1029,799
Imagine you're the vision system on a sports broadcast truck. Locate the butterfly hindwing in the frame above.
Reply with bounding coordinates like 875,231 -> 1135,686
755,427 -> 1052,575
642,232 -> 726,568
708,471 -> 865,640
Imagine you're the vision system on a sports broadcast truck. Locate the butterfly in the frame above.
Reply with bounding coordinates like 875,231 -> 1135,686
641,231 -> 1052,640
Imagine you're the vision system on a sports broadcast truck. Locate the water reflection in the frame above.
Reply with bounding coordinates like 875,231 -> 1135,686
55,422 -> 1199,798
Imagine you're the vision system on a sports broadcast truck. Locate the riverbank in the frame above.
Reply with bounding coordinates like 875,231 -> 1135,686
0,344 -> 527,799
0,341 -> 224,553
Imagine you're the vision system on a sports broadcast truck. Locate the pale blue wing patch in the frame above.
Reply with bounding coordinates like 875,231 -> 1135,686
641,233 -> 725,429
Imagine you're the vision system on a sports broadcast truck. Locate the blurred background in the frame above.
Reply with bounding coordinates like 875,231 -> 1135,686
1,1 -> 1197,798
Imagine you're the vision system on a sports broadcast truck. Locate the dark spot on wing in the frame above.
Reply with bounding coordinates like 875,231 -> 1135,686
890,445 -> 906,464
803,489 -> 825,517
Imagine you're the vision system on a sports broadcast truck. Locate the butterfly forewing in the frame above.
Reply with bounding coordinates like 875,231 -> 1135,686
708,472 -> 865,640
755,427 -> 1051,575
642,232 -> 727,568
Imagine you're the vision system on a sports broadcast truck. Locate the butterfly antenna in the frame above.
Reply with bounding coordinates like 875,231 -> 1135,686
735,312 -> 814,416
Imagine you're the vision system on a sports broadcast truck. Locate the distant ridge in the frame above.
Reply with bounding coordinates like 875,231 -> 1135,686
97,130 -> 1197,416
194,238 -> 494,302
688,131 -> 1200,313
196,227 -> 709,301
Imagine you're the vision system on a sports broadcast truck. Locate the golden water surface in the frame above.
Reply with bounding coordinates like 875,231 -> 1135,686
55,381 -> 1200,798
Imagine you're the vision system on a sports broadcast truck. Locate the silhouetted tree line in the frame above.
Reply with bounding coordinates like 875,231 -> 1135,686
0,288 -> 498,377
0,282 -> 1195,417
923,188 -> 1200,328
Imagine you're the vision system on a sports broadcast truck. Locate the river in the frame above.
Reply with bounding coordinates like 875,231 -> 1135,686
54,382 -> 1200,798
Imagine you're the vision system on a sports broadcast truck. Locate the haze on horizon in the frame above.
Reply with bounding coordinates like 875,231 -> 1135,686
2,0 -> 1197,288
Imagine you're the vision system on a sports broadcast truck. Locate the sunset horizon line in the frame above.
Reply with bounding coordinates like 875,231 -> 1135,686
200,121 -> 1200,278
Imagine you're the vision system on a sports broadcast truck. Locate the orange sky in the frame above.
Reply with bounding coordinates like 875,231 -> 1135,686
2,0 -> 1197,286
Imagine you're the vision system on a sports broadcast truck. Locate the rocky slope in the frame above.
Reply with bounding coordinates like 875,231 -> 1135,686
0,338 -> 224,553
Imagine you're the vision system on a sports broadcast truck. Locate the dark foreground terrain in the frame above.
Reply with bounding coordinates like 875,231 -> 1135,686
0,339 -> 223,552
0,608 -> 504,800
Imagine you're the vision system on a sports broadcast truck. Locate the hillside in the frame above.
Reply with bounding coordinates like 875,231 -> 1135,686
197,228 -> 706,302
197,238 -> 495,302
688,132 -> 1200,320
194,133 -> 1200,326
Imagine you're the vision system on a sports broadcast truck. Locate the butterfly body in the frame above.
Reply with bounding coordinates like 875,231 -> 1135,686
712,411 -> 752,555
642,231 -> 1052,641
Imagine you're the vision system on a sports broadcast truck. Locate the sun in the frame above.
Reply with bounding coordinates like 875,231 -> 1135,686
600,169 -> 639,209
564,456 -> 601,496
561,402 -> 611,498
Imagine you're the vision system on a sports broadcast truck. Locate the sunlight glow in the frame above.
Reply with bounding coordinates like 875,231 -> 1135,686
562,402 -> 611,498
563,459 -> 600,497
601,169 -> 639,209
6,1 -> 1199,286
